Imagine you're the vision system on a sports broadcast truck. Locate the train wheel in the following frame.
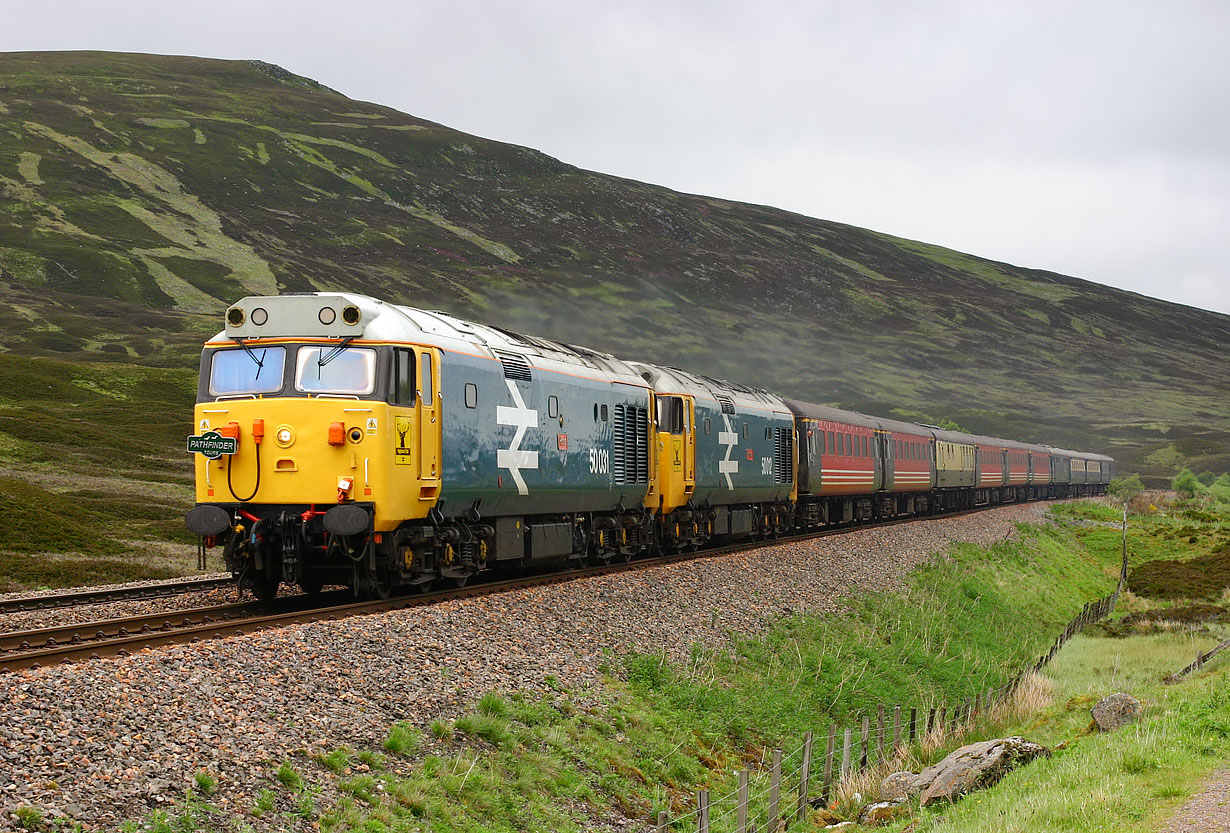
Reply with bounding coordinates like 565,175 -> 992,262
250,574 -> 279,602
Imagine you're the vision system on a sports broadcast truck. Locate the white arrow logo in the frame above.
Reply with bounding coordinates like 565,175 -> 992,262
718,413 -> 739,490
496,379 -> 539,495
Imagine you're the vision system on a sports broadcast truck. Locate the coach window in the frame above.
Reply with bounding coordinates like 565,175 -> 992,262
862,436 -> 869,457
826,431 -> 834,454
464,382 -> 477,409
548,395 -> 559,419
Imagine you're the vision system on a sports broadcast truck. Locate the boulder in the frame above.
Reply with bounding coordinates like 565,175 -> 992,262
1091,693 -> 1143,731
880,770 -> 920,800
858,800 -> 908,825
915,737 -> 1049,806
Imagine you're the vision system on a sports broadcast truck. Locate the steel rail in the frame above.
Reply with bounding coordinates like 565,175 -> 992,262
0,577 -> 236,614
0,500 -> 1063,674
0,591 -> 351,654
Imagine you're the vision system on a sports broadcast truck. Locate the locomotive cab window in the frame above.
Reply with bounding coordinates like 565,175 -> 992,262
296,346 -> 376,395
421,352 -> 434,402
391,348 -> 415,405
656,397 -> 684,433
209,346 -> 286,397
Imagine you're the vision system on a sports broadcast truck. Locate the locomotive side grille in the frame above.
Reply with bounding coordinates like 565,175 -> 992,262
773,426 -> 794,485
613,404 -> 626,483
496,351 -> 532,382
613,404 -> 650,485
714,394 -> 736,415
634,405 -> 649,482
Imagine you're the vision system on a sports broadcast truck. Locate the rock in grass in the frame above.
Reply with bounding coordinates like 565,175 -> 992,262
1091,692 -> 1143,731
858,800 -> 908,825
880,770 -> 920,800
916,737 -> 1050,806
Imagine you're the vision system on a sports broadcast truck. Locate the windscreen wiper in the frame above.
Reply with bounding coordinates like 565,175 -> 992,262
318,337 -> 355,368
232,337 -> 266,380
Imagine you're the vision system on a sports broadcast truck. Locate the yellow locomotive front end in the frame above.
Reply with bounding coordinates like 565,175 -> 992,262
185,294 -> 443,598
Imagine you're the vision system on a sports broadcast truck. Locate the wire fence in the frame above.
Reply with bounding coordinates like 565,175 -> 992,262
647,510 -> 1131,832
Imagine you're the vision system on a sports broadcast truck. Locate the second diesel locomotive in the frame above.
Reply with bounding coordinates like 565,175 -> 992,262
185,293 -> 1112,599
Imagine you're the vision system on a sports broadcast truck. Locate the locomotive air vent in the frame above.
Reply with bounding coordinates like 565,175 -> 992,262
496,351 -> 533,382
714,394 -> 736,415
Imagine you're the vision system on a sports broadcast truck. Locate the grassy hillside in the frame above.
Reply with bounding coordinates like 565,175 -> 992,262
1,49 -> 1228,565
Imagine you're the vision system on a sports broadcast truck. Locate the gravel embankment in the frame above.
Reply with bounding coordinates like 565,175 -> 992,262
0,502 -> 1058,829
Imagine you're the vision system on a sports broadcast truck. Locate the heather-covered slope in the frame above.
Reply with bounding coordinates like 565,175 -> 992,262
1,50 -> 1228,500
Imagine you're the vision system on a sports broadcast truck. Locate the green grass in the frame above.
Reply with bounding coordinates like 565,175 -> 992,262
881,635 -> 1230,833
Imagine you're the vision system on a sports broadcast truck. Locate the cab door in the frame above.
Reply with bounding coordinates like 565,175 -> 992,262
683,398 -> 696,494
418,348 -> 441,499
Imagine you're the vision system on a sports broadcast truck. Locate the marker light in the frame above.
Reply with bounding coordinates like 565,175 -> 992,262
319,307 -> 336,325
250,307 -> 268,326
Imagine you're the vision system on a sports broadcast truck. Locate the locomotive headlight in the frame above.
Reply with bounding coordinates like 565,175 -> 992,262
319,306 -> 337,325
342,305 -> 361,326
226,307 -> 245,327
275,424 -> 296,448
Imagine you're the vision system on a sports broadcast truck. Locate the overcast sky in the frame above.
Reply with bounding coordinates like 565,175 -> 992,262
5,0 -> 1229,315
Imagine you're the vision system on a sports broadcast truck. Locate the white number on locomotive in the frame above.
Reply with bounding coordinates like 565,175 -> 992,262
588,447 -> 610,475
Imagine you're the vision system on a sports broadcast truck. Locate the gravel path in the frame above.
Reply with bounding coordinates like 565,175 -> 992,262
0,502 -> 1058,830
1159,769 -> 1230,832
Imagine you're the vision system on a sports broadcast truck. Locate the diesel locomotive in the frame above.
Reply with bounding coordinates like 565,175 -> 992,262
184,292 -> 1112,599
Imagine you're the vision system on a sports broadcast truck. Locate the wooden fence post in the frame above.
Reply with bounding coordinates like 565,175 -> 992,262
860,714 -> 870,770
737,769 -> 749,833
893,705 -> 902,750
768,749 -> 781,833
698,790 -> 710,833
927,706 -> 936,736
937,706 -> 946,736
796,731 -> 813,822
841,726 -> 852,781
821,724 -> 836,807
909,707 -> 918,743
655,810 -> 668,833
876,703 -> 886,762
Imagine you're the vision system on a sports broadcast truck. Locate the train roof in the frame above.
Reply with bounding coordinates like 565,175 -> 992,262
631,364 -> 790,415
783,399 -> 880,430
208,292 -> 650,388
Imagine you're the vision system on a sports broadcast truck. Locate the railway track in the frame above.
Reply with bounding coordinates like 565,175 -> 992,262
0,501 -> 1058,674
0,577 -> 236,614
